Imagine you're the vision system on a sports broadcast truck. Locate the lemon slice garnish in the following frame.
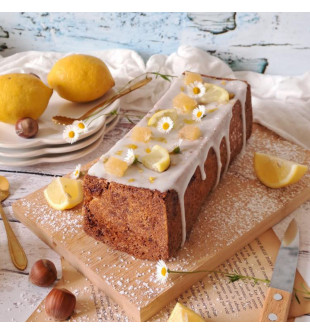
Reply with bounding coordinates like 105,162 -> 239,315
44,177 -> 83,210
147,109 -> 178,127
254,152 -> 308,189
141,145 -> 170,173
199,83 -> 229,104
168,302 -> 205,322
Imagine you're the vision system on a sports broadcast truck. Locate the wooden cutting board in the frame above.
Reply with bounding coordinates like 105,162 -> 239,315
27,229 -> 310,322
12,124 -> 310,321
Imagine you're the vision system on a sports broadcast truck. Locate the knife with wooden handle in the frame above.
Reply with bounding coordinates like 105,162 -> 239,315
260,219 -> 299,322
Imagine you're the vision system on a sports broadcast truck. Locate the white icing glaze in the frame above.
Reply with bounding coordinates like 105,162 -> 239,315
88,75 -> 248,246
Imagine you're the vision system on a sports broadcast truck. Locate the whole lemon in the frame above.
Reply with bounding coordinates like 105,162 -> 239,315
47,54 -> 115,103
0,73 -> 53,124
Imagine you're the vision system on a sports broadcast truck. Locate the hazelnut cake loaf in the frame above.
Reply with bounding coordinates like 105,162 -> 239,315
83,72 -> 252,260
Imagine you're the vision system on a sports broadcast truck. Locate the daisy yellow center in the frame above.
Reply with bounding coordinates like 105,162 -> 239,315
197,111 -> 202,118
193,87 -> 201,95
68,131 -> 75,138
78,123 -> 85,129
163,122 -> 170,130
75,170 -> 79,175
127,144 -> 138,149
161,267 -> 167,276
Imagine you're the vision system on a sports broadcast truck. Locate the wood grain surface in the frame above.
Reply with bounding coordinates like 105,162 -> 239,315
11,124 -> 310,321
1,13 -> 310,75
26,229 -> 310,322
1,115 -> 310,322
259,287 -> 292,322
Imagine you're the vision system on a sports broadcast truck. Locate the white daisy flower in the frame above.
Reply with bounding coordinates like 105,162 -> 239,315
73,120 -> 88,134
169,139 -> 183,154
124,149 -> 136,165
187,81 -> 206,98
192,105 -> 206,122
156,260 -> 169,283
71,164 -> 81,179
99,155 -> 109,163
63,125 -> 79,144
157,116 -> 174,134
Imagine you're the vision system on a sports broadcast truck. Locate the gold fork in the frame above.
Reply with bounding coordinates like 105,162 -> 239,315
52,76 -> 152,126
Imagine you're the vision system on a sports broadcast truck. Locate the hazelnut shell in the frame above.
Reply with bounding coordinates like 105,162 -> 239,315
45,288 -> 76,321
29,259 -> 57,287
15,117 -> 39,138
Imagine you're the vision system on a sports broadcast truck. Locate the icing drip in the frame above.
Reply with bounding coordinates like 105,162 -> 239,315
88,75 -> 248,247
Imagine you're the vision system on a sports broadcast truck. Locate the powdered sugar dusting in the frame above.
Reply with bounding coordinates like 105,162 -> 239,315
15,124 -> 310,321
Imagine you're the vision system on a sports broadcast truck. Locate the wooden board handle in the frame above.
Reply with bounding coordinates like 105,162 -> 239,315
259,287 -> 292,322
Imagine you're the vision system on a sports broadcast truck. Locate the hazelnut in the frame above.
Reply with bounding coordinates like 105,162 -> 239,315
45,288 -> 76,321
29,259 -> 57,287
15,117 -> 39,138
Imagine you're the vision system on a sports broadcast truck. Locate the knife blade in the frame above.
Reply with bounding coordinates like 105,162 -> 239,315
259,219 -> 299,322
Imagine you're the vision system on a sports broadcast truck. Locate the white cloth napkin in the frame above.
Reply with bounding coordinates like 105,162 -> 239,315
1,45 -> 309,149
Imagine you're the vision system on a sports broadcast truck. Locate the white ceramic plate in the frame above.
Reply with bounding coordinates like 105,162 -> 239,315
0,114 -> 119,159
0,115 -> 120,167
0,89 -> 120,149
0,131 -> 104,167
0,124 -> 106,158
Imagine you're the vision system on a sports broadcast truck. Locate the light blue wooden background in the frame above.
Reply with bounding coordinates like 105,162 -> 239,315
0,12 -> 309,75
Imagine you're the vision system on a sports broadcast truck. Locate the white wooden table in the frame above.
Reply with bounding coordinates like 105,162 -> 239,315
1,115 -> 310,322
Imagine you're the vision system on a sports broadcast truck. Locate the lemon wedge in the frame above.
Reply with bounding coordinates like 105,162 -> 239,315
168,302 -> 205,322
141,145 -> 170,173
44,177 -> 83,210
200,83 -> 229,104
254,152 -> 308,189
147,109 -> 178,127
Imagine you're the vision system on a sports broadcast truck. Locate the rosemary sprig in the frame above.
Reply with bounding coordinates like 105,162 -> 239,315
166,267 -> 310,303
150,71 -> 176,82
167,268 -> 271,285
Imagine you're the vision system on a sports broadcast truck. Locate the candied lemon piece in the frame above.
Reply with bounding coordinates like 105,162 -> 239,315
141,145 -> 170,173
152,136 -> 167,143
104,156 -> 128,177
173,92 -> 197,114
44,177 -> 83,210
168,302 -> 205,322
179,124 -> 201,141
147,108 -> 178,127
183,71 -> 203,85
200,83 -> 229,104
254,152 -> 308,189
131,126 -> 152,143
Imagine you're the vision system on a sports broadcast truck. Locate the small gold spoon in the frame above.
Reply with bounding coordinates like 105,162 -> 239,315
0,175 -> 28,271
52,76 -> 152,126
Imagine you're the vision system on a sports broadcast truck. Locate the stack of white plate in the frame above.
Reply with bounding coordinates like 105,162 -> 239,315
0,91 -> 120,167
